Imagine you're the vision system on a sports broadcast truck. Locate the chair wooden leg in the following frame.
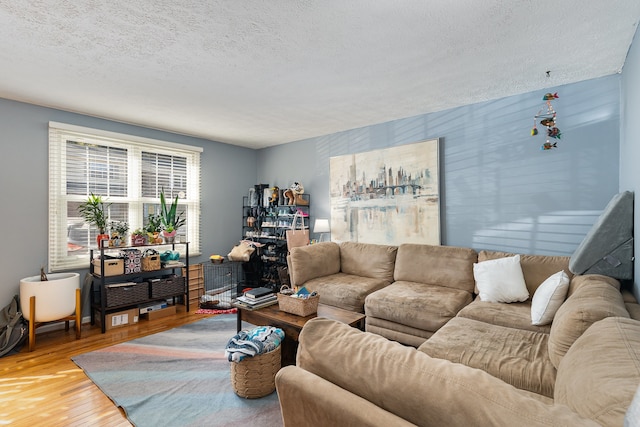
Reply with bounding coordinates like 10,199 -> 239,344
28,296 -> 36,352
75,288 -> 82,339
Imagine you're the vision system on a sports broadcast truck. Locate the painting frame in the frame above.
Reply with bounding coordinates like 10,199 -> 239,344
329,138 -> 441,246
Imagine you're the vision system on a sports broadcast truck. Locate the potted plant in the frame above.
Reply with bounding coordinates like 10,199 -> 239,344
131,228 -> 146,246
145,213 -> 163,244
109,220 -> 129,247
160,189 -> 186,243
78,193 -> 111,247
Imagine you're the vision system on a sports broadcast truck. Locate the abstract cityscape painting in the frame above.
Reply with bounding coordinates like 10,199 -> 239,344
329,139 -> 440,245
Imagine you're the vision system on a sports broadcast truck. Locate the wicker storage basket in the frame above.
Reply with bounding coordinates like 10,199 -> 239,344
141,255 -> 161,271
105,282 -> 149,307
230,345 -> 281,398
277,293 -> 319,317
150,276 -> 185,298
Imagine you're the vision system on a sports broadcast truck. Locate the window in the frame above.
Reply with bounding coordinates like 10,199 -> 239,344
49,122 -> 202,271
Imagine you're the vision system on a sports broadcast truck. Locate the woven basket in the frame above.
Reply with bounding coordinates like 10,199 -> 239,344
277,293 -> 319,317
104,282 -> 149,307
230,345 -> 281,398
150,276 -> 185,298
141,255 -> 161,271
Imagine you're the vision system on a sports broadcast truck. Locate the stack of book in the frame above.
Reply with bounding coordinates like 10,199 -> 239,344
234,287 -> 277,309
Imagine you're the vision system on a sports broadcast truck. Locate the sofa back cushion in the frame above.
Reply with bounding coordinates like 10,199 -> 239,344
477,251 -> 571,296
554,317 -> 640,426
548,278 -> 629,368
567,273 -> 620,296
340,242 -> 397,282
394,244 -> 477,293
289,242 -> 341,286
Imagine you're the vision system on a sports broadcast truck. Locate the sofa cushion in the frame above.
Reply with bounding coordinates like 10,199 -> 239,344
365,316 -> 435,347
394,244 -> 477,293
531,270 -> 570,325
288,242 -> 340,286
548,277 -> 629,368
365,280 -> 473,333
477,250 -> 571,296
297,317 -> 596,427
555,317 -> 640,427
568,273 -> 621,296
276,366 -> 416,427
303,272 -> 390,313
474,255 -> 529,303
418,317 -> 556,397
339,241 -> 397,282
457,299 -> 551,333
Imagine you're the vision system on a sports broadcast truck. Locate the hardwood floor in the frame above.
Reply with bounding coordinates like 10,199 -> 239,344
0,306 -> 214,426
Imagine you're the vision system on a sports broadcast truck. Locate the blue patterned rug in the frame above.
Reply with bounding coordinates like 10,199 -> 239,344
72,314 -> 283,427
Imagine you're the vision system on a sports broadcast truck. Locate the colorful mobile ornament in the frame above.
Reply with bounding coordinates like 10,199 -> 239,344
531,92 -> 561,150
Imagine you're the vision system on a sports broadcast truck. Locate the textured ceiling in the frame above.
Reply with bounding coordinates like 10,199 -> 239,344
0,1 -> 639,149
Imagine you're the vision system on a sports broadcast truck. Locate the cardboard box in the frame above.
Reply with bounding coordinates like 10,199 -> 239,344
98,308 -> 139,330
92,258 -> 125,276
139,300 -> 168,314
141,305 -> 176,320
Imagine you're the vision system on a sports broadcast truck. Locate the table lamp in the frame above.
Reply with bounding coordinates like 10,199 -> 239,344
313,218 -> 330,242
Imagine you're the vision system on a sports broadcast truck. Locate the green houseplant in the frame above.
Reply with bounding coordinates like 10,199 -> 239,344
109,220 -> 129,247
160,189 -> 186,243
145,213 -> 163,244
131,228 -> 146,246
78,193 -> 111,247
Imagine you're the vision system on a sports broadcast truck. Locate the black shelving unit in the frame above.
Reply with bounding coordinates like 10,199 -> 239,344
90,242 -> 190,333
241,193 -> 310,289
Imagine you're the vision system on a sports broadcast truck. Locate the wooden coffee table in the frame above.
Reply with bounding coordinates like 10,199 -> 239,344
234,302 -> 365,366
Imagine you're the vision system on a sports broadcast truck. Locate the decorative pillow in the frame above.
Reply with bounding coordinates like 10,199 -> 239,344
530,271 -> 570,325
473,255 -> 529,303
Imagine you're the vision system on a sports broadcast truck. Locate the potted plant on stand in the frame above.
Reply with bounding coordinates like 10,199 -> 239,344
160,189 -> 186,244
109,220 -> 129,247
78,193 -> 110,247
145,214 -> 163,244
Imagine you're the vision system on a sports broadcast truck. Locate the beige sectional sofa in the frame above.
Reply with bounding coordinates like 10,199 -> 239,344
282,241 -> 640,426
277,315 -> 640,426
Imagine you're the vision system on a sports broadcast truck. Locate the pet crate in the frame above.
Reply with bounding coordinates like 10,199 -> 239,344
202,261 -> 243,309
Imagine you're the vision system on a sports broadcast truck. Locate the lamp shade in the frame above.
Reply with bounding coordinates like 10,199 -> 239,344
313,218 -> 330,233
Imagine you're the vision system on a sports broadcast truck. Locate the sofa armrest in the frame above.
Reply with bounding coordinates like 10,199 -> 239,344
276,366 -> 415,427
288,242 -> 340,286
295,318 -> 599,427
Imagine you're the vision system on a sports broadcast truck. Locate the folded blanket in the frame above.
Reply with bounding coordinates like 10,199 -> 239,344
225,326 -> 285,362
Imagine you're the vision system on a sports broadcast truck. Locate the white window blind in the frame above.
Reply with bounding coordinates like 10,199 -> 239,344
49,122 -> 202,271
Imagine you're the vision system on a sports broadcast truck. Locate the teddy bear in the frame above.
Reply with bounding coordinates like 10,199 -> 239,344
269,186 -> 279,205
283,182 -> 308,206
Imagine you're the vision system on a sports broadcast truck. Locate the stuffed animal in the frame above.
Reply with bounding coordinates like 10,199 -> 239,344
291,182 -> 308,206
283,182 -> 307,205
269,186 -> 279,205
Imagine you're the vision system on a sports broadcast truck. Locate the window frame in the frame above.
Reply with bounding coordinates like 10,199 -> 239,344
49,122 -> 202,272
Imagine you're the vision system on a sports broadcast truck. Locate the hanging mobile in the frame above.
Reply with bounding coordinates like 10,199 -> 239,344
532,92 -> 561,150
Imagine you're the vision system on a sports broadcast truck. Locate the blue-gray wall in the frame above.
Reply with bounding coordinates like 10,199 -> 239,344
258,75 -> 621,258
1,55 -> 634,309
620,27 -> 640,301
0,98 -> 258,308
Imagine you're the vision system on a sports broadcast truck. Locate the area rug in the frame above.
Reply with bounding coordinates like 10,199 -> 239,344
72,314 -> 283,427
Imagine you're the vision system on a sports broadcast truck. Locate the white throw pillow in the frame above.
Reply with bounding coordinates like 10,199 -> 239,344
473,255 -> 529,303
530,270 -> 570,325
